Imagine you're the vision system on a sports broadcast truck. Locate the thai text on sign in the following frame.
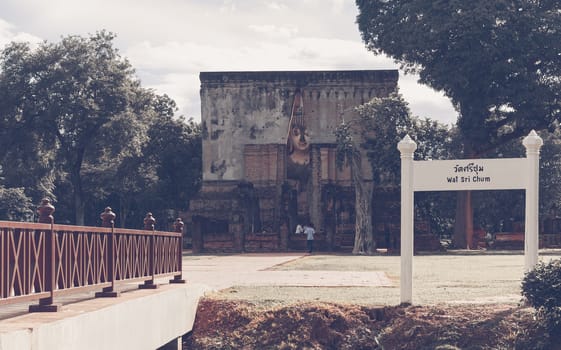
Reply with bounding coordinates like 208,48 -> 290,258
413,158 -> 527,191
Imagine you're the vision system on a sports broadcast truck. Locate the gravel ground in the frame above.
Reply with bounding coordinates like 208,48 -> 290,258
208,250 -> 561,306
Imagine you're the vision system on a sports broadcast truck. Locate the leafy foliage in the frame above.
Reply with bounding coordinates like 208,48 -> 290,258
0,32 -> 202,227
522,259 -> 561,333
334,121 -> 358,174
104,115 -> 202,229
336,93 -> 456,245
335,93 -> 414,253
357,94 -> 456,236
147,116 -> 202,210
354,92 -> 413,186
0,186 -> 33,221
538,127 -> 561,218
335,93 -> 420,253
357,0 -> 560,246
410,120 -> 458,236
356,0 -> 560,155
335,114 -> 375,254
345,92 -> 455,185
460,129 -> 561,235
470,138 -> 526,233
0,31 -> 141,224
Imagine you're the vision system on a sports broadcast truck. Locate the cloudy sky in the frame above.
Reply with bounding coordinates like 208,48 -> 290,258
0,0 -> 458,125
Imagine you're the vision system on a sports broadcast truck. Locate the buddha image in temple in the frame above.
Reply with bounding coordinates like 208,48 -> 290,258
286,89 -> 311,186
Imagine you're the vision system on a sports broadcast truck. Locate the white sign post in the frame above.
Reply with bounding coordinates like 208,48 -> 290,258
523,131 -> 544,270
397,130 -> 543,305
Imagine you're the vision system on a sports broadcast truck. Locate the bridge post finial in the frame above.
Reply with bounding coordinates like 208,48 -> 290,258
174,218 -> 184,233
144,212 -> 156,230
100,207 -> 116,228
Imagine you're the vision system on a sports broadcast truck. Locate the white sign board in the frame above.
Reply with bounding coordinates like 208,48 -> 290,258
397,131 -> 543,305
413,158 -> 527,191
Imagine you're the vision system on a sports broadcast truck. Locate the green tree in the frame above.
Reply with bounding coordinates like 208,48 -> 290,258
0,186 -> 34,221
356,0 -> 560,246
0,31 -> 155,225
71,88 -> 164,227
353,94 -> 412,255
410,120 -> 459,239
0,166 -> 34,221
335,118 -> 376,254
0,43 -> 58,203
539,127 -> 561,219
75,90 -> 202,229
336,92 -> 452,253
107,114 -> 202,229
149,116 -> 202,211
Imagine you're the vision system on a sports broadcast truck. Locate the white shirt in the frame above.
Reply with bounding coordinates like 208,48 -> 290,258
304,226 -> 315,240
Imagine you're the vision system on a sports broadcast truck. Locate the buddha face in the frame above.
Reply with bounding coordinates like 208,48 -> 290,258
290,125 -> 309,153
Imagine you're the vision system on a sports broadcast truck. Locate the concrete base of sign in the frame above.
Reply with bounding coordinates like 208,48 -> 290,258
0,283 -> 210,350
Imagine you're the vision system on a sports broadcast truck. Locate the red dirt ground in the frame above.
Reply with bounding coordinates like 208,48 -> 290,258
184,298 -> 560,349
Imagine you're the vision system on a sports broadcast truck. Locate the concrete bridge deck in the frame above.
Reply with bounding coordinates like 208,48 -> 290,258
0,253 -> 310,350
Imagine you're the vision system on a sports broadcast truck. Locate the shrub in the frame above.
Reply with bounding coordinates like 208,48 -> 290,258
521,259 -> 561,332
0,186 -> 34,221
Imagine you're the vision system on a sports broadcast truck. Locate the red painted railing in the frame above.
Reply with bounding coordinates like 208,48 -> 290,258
0,219 -> 184,312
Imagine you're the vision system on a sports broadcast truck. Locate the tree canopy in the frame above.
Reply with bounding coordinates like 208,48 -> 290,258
336,93 -> 452,253
357,0 -> 560,248
356,0 -> 560,156
0,31 -> 202,226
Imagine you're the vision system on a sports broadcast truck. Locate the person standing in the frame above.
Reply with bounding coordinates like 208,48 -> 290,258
304,224 -> 315,253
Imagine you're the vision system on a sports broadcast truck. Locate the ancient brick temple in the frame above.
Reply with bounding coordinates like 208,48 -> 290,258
186,70 -> 399,252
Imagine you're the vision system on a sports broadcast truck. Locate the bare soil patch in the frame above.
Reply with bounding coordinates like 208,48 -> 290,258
184,298 -> 558,349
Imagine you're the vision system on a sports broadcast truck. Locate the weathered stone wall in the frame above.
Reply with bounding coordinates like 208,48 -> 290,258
200,70 -> 397,181
190,70 -> 399,253
243,144 -> 286,185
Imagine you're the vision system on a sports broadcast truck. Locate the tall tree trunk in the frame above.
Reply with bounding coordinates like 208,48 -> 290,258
453,190 -> 474,249
72,168 -> 85,225
119,197 -> 129,228
69,148 -> 86,226
453,138 -> 477,249
351,156 -> 375,255
75,194 -> 85,225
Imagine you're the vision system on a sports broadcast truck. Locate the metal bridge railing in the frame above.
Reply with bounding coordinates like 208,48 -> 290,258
0,200 -> 185,312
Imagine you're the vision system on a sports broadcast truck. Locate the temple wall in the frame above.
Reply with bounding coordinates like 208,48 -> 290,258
190,70 -> 399,253
200,70 -> 398,182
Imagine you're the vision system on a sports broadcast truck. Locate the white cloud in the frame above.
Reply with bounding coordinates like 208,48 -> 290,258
248,24 -> 299,38
267,1 -> 287,11
124,35 -> 457,122
0,18 -> 42,48
219,0 -> 237,13
330,0 -> 346,13
0,0 -> 458,124
399,74 -> 458,125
